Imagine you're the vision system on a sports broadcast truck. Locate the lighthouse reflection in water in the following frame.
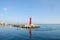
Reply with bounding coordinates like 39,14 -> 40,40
29,29 -> 32,40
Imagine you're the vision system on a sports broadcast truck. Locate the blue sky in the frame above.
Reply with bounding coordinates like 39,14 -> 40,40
0,0 -> 60,24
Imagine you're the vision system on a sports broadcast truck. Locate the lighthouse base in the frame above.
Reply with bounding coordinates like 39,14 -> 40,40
21,25 -> 40,28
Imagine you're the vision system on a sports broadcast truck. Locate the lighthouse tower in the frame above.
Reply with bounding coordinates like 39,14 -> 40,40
29,17 -> 32,26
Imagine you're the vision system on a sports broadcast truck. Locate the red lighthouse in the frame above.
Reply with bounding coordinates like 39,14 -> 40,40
29,17 -> 32,26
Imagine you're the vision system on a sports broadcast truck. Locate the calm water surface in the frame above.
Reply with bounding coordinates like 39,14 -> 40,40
0,24 -> 60,40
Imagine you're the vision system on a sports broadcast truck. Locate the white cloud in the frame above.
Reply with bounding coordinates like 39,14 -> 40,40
0,14 -> 4,19
3,8 -> 8,14
3,8 -> 7,11
0,8 -> 8,17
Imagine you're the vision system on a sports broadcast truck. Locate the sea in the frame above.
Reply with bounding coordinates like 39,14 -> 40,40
0,24 -> 60,40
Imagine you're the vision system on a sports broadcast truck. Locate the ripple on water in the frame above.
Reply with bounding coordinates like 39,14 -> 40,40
0,24 -> 60,40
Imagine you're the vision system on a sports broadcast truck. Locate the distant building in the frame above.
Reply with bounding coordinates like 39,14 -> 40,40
0,21 -> 6,26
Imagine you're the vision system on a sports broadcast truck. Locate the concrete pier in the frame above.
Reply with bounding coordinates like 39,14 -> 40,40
21,24 -> 40,28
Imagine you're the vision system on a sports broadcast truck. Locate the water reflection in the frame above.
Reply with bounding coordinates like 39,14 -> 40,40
29,29 -> 32,40
17,27 -> 39,40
